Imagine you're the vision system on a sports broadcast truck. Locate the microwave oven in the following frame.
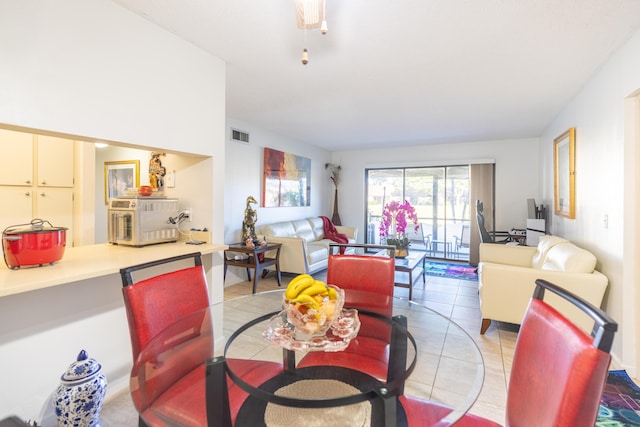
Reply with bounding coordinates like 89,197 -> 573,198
108,197 -> 179,246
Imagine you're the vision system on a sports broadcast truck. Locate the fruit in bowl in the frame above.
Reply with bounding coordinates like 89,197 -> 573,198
138,186 -> 153,196
284,274 -> 344,336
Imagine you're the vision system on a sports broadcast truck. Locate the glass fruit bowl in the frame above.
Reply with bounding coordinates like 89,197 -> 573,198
283,285 -> 345,336
263,306 -> 360,352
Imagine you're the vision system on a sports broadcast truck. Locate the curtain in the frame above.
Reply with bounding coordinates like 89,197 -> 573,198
469,163 -> 495,266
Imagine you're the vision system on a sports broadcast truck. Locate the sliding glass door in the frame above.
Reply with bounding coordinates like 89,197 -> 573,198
365,165 -> 470,261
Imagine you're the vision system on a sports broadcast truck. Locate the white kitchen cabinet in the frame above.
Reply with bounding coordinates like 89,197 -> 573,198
0,130 -> 75,243
0,187 -> 33,231
0,187 -> 73,236
0,128 -> 33,186
37,135 -> 74,187
35,187 -> 74,234
0,131 -> 74,187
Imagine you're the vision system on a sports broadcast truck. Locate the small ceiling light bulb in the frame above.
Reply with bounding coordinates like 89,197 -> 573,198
301,48 -> 309,65
321,19 -> 328,35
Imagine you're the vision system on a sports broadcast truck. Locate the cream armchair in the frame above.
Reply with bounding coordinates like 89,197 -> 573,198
478,235 -> 608,334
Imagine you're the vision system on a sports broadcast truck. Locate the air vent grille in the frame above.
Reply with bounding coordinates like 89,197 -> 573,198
231,128 -> 250,144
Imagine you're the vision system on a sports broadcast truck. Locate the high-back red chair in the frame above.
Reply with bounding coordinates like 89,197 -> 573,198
121,252 -> 210,362
297,244 -> 397,381
399,278 -> 618,426
326,243 -> 396,316
121,252 -> 282,427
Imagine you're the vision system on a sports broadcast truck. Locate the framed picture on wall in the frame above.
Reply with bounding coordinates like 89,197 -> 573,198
262,148 -> 311,207
104,160 -> 140,203
553,128 -> 576,219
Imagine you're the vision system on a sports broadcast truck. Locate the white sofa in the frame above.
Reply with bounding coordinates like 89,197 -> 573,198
257,217 -> 358,275
478,235 -> 608,334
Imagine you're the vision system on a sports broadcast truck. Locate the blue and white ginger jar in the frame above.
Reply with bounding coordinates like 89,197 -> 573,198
54,350 -> 107,427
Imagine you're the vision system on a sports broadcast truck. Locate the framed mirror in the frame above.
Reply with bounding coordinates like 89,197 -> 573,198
553,128 -> 576,218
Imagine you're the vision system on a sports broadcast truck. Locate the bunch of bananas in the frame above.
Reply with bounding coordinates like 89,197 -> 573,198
285,274 -> 337,306
283,274 -> 344,334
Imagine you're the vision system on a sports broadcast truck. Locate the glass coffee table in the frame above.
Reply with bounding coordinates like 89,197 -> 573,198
393,251 -> 426,300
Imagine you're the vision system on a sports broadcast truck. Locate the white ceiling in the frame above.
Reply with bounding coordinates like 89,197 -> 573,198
112,0 -> 640,151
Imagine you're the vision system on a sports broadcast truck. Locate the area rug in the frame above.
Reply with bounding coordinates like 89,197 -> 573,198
599,370 -> 640,426
424,261 -> 478,281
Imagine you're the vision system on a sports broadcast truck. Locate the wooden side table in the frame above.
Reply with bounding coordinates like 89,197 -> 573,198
224,243 -> 282,293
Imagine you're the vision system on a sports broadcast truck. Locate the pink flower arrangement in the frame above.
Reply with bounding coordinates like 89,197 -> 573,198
379,200 -> 420,248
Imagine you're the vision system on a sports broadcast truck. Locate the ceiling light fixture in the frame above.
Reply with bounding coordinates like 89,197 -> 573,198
295,0 -> 327,65
320,0 -> 328,35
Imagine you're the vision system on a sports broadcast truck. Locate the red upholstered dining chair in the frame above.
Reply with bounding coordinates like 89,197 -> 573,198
325,243 -> 396,313
399,278 -> 618,426
121,252 -> 282,427
297,244 -> 396,381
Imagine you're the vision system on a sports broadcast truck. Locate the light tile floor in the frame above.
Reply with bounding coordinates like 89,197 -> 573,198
100,269 -> 517,425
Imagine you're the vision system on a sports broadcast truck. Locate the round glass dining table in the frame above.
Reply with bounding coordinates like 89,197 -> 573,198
130,289 -> 485,426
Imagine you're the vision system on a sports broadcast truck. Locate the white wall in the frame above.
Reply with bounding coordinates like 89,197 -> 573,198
1,1 -> 638,422
224,118 -> 332,285
0,0 -> 225,422
331,138 -> 540,237
538,28 -> 640,374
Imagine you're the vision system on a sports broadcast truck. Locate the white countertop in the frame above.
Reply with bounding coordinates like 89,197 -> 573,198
0,242 -> 227,298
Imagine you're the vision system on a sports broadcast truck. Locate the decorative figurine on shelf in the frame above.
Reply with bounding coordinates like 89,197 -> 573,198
149,152 -> 166,190
54,350 -> 107,427
246,236 -> 255,248
242,196 -> 258,245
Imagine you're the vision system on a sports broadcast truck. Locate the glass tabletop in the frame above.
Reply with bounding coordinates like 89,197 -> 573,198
130,289 -> 484,426
393,251 -> 425,269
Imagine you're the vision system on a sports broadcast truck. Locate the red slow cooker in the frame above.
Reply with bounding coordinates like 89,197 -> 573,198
2,219 -> 68,269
